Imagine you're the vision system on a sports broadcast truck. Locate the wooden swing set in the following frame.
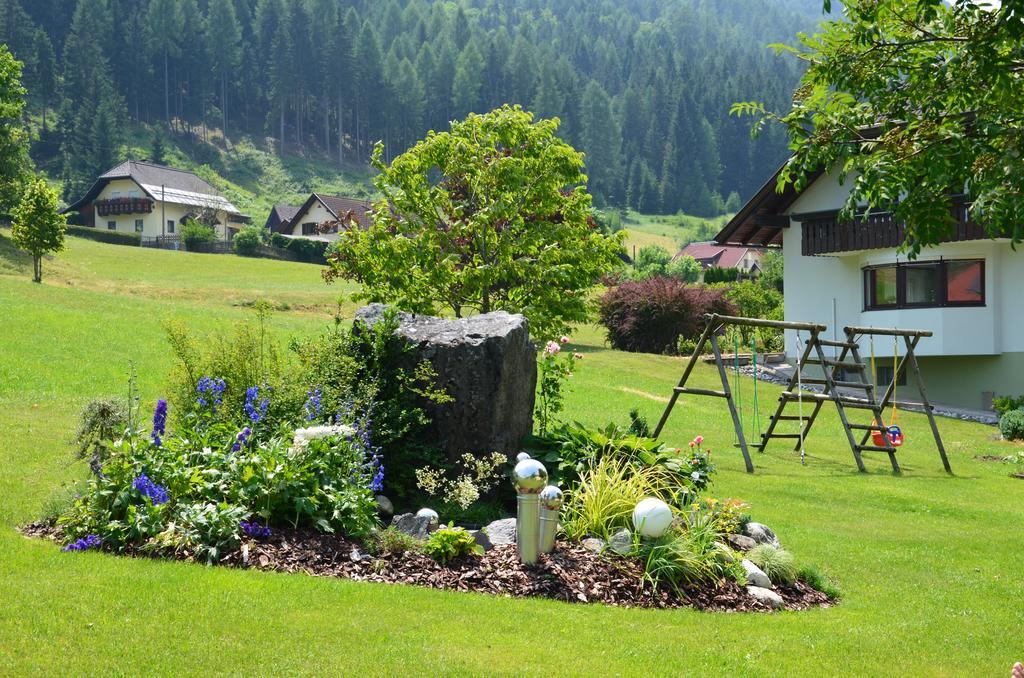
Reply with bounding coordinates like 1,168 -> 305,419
653,314 -> 951,474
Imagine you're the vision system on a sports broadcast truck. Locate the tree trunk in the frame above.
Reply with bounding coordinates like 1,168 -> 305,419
33,256 -> 41,283
337,95 -> 344,165
279,99 -> 285,155
164,47 -> 170,128
222,73 -> 228,142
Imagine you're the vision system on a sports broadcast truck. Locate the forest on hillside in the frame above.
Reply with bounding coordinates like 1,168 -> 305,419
0,0 -> 824,214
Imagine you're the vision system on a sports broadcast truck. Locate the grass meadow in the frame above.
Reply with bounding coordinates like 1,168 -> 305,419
1,232 -> 1022,675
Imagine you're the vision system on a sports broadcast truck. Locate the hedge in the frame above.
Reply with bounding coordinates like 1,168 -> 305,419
66,225 -> 141,247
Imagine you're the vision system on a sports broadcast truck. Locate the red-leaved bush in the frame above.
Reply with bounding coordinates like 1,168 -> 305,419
598,277 -> 735,354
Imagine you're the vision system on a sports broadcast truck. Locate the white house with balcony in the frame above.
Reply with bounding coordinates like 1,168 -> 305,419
715,167 -> 1022,411
267,193 -> 373,241
63,161 -> 248,240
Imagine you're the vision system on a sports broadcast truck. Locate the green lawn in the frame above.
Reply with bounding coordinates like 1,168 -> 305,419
619,210 -> 732,255
1,232 -> 1022,675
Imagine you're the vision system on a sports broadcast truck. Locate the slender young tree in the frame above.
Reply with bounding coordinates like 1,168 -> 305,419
11,177 -> 66,283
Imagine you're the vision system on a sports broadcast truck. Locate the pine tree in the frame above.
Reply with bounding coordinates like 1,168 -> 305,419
452,42 -> 484,118
579,80 -> 622,205
204,0 -> 242,141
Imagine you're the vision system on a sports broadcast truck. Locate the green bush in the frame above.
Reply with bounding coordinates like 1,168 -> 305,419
636,521 -> 738,592
993,395 -> 1024,417
181,220 -> 217,250
999,409 -> 1024,441
747,544 -> 798,585
422,524 -> 483,564
66,225 -> 140,247
704,267 -> 739,283
73,397 -> 127,473
232,225 -> 263,256
676,336 -> 699,356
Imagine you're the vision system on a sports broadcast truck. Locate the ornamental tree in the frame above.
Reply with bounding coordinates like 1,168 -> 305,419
734,0 -> 1024,256
11,177 -> 66,283
325,105 -> 624,338
0,45 -> 32,214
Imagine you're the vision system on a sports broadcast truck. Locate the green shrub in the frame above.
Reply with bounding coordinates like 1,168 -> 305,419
372,527 -> 423,556
676,336 -> 699,356
704,267 -> 739,283
636,525 -> 736,592
797,564 -> 842,600
993,395 -> 1024,417
747,544 -> 798,585
232,225 -> 263,256
181,220 -> 217,250
73,397 -> 127,474
66,225 -> 140,247
999,409 -> 1024,441
422,524 -> 483,565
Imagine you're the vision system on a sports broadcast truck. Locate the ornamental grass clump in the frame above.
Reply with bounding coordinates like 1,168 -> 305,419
747,544 -> 798,585
561,457 -> 672,541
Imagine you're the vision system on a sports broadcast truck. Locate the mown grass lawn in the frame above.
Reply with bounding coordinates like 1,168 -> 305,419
1,232 -> 1022,675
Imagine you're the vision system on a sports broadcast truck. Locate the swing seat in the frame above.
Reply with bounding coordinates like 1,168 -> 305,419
872,424 -> 904,448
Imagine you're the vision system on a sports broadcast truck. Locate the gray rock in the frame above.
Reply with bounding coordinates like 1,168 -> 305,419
483,518 -> 517,546
391,512 -> 431,540
713,541 -> 736,563
350,547 -> 371,562
741,559 -> 773,588
356,304 -> 536,457
470,529 -> 494,552
726,533 -> 757,552
582,538 -> 606,553
374,494 -> 394,517
743,522 -> 781,549
746,585 -> 784,609
609,528 -> 633,556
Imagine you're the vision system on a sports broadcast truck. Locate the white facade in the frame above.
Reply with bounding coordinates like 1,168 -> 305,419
288,199 -> 340,241
94,178 -> 233,239
782,172 -> 1024,408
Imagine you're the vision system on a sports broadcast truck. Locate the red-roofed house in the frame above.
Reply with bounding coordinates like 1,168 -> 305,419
676,241 -> 766,277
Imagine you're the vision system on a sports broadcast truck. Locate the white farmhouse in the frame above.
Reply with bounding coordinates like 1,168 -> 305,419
64,161 -> 248,240
715,168 -> 1022,411
268,193 -> 373,242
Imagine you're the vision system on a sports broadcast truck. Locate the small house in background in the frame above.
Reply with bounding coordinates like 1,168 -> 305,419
63,161 -> 248,241
268,193 -> 373,241
676,241 -> 766,278
263,204 -> 300,233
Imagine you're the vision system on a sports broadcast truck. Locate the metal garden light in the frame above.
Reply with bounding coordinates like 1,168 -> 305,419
538,485 -> 563,554
512,454 -> 548,564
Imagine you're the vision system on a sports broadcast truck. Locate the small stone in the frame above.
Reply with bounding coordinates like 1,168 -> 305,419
746,585 -> 784,609
483,518 -> 517,546
350,547 -> 370,562
470,529 -> 494,552
608,528 -> 633,556
726,534 -> 757,552
714,541 -> 736,563
391,513 -> 431,540
374,495 -> 394,517
741,559 -> 773,588
582,537 -> 606,553
743,522 -> 781,549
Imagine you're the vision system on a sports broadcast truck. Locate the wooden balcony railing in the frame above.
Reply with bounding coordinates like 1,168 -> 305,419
95,197 -> 155,216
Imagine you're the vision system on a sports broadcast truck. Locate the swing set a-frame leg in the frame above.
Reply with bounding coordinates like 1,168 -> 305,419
653,321 -> 715,439
710,333 -> 754,473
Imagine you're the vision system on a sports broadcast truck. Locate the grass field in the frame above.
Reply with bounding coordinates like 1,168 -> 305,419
618,210 -> 732,255
1,232 -> 1022,675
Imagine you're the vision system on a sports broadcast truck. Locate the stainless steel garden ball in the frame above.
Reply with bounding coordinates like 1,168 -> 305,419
539,485 -> 563,510
516,452 -> 531,462
512,458 -> 548,494
416,507 -> 439,527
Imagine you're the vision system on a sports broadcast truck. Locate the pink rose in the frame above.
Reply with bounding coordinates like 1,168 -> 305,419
694,435 -> 704,445
544,340 -> 561,356
688,441 -> 696,448
560,336 -> 570,344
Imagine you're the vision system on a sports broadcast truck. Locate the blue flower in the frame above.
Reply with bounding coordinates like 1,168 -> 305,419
231,426 -> 252,452
244,385 -> 270,423
196,376 -> 227,411
150,400 -> 168,447
132,473 -> 169,504
303,387 -> 323,421
240,521 -> 272,538
63,534 -> 102,552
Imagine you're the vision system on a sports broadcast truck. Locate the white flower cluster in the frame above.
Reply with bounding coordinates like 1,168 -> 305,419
291,424 -> 355,451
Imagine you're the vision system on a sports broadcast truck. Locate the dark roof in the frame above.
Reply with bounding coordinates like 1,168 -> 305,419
714,164 -> 823,247
289,193 -> 373,231
63,160 -> 240,215
265,204 -> 301,232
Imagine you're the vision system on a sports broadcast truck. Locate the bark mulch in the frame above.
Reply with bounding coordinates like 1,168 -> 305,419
22,523 -> 832,612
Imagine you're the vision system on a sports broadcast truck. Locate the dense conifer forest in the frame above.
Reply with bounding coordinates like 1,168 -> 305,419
0,0 -> 824,213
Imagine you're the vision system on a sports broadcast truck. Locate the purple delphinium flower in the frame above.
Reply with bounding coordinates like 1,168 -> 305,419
244,385 -> 270,424
132,473 -> 169,504
151,399 -> 168,446
351,407 -> 384,492
304,387 -> 323,421
63,534 -> 102,552
240,521 -> 272,539
196,376 -> 227,411
231,426 -> 252,453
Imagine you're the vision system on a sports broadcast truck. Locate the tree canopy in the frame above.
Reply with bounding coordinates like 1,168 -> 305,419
325,105 -> 623,339
0,44 -> 31,214
735,0 -> 1024,255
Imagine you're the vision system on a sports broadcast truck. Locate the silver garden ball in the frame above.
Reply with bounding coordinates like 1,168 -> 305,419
416,507 -> 439,527
512,458 -> 548,494
539,485 -> 563,510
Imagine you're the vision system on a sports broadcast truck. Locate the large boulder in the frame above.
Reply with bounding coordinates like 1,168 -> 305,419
743,522 -> 782,549
356,304 -> 536,457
